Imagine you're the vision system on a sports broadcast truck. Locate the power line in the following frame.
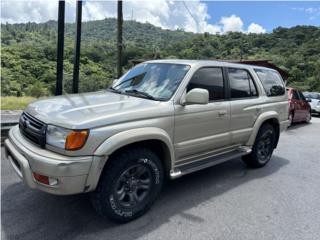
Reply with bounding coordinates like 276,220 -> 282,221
182,0 -> 200,33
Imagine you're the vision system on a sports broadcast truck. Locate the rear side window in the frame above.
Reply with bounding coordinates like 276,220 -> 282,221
227,68 -> 258,99
254,69 -> 285,96
187,67 -> 225,101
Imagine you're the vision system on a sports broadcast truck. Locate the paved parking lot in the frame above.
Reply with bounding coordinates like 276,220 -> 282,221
1,117 -> 320,240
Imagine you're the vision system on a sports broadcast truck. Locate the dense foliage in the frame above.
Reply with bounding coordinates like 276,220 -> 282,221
1,18 -> 320,97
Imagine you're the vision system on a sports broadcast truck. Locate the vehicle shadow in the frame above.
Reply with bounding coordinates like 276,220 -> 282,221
1,155 -> 289,240
287,122 -> 311,131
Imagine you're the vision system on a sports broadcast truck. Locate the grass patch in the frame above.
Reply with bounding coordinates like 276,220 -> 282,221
1,96 -> 37,110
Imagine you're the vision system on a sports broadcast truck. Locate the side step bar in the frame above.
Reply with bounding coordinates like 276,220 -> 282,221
170,147 -> 251,179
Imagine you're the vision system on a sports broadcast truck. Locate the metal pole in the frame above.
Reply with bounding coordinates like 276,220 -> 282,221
117,0 -> 123,78
55,0 -> 65,96
72,0 -> 82,93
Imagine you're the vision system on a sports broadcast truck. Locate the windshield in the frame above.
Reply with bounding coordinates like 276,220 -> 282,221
112,63 -> 190,101
303,92 -> 320,100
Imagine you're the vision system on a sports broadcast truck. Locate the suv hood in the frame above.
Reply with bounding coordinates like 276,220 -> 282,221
25,91 -> 172,129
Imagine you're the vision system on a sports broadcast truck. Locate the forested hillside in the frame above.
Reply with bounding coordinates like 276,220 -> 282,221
1,18 -> 320,97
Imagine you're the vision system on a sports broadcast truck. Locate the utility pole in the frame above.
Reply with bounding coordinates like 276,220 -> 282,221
72,0 -> 82,93
117,0 -> 123,78
55,0 -> 65,96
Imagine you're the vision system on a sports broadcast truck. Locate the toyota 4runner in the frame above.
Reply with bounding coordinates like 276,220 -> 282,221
4,60 -> 289,222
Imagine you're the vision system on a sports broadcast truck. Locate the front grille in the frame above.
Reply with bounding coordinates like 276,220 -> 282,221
19,112 -> 46,148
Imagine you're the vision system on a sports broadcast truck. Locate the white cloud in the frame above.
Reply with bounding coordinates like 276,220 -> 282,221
305,7 -> 320,14
248,23 -> 266,34
220,14 -> 244,33
291,6 -> 320,20
1,0 -> 266,34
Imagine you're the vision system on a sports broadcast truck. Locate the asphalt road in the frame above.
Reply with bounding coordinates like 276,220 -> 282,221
1,117 -> 320,240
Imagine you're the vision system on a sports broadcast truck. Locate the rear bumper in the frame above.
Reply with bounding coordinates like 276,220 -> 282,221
4,126 -> 93,195
280,120 -> 289,131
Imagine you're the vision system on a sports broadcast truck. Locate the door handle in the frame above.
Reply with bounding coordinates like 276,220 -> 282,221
218,110 -> 227,116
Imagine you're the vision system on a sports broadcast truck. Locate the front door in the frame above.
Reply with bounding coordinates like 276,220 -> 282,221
174,67 -> 231,164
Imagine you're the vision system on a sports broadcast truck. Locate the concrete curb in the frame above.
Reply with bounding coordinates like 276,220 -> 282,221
1,110 -> 21,143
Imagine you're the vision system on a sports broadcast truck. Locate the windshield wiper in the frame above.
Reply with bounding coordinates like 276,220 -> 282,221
125,89 -> 157,100
107,86 -> 122,94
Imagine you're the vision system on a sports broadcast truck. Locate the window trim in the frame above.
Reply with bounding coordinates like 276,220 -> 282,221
226,67 -> 260,100
254,68 -> 285,97
186,66 -> 227,102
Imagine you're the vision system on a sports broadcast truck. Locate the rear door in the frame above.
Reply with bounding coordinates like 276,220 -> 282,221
226,67 -> 263,145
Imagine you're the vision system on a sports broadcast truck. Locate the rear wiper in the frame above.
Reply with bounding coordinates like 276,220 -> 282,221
125,89 -> 157,100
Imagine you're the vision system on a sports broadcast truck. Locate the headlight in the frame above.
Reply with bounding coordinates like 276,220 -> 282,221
46,125 -> 89,150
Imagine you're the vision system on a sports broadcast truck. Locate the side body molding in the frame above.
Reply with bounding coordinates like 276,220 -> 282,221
246,111 -> 279,146
94,127 -> 175,168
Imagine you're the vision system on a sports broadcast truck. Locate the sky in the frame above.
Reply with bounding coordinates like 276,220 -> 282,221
1,1 -> 320,34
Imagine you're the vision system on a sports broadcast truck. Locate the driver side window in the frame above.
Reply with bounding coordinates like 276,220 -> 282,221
187,67 -> 225,101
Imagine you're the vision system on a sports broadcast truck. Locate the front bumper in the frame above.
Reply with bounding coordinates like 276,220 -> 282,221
311,105 -> 320,114
4,125 -> 94,195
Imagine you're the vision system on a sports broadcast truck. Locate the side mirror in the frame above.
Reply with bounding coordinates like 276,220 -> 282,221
306,98 -> 312,103
183,88 -> 209,105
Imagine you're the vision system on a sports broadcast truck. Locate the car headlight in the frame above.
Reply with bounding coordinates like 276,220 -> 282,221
46,125 -> 89,150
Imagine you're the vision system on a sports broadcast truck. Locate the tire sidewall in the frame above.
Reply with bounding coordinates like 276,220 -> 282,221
251,124 -> 275,167
288,112 -> 294,127
93,148 -> 164,222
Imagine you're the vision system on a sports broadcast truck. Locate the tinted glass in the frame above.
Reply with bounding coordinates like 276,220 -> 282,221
292,90 -> 300,100
113,63 -> 190,100
228,68 -> 258,98
298,91 -> 306,101
254,69 -> 285,96
304,92 -> 320,100
187,67 -> 225,101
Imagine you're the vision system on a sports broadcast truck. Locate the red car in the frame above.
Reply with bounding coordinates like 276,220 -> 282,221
287,87 -> 311,126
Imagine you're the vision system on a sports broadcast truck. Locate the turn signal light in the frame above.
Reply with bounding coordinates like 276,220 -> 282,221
65,130 -> 89,150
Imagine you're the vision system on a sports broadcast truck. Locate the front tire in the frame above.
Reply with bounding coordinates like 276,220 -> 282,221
243,124 -> 275,168
305,111 -> 311,123
91,147 -> 164,223
288,112 -> 294,127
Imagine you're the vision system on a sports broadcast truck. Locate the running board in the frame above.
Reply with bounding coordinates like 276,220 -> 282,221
170,147 -> 251,179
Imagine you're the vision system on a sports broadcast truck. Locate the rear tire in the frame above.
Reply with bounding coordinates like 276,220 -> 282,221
91,147 -> 164,223
243,124 -> 275,168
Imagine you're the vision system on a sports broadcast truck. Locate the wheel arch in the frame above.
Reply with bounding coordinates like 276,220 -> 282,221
94,127 -> 175,176
246,111 -> 280,148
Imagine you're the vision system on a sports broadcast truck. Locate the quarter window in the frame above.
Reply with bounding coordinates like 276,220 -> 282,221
254,69 -> 285,96
228,68 -> 258,99
187,67 -> 225,101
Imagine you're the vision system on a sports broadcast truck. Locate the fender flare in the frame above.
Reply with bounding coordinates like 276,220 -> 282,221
94,127 -> 175,168
246,111 -> 280,146
85,128 -> 175,192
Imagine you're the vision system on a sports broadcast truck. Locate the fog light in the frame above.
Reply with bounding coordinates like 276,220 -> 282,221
33,173 -> 58,186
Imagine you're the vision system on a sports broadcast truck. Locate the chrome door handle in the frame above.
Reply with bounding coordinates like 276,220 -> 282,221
218,111 -> 227,116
